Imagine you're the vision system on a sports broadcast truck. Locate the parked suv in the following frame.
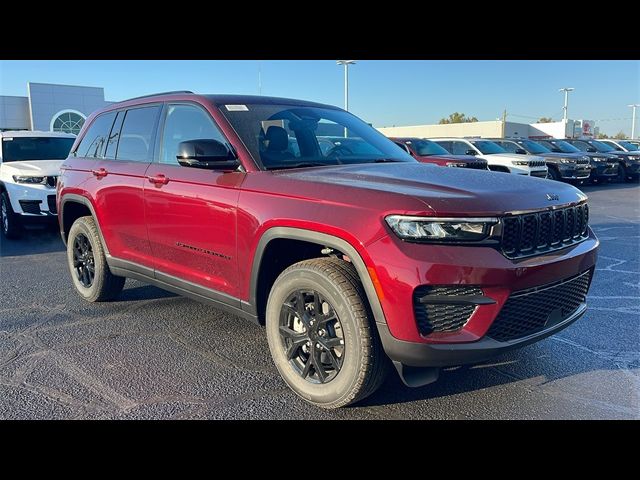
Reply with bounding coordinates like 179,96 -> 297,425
431,138 -> 548,177
598,138 -> 640,153
534,139 -> 619,184
389,137 -> 489,170
489,138 -> 590,183
563,138 -> 640,182
58,92 -> 598,408
0,130 -> 75,238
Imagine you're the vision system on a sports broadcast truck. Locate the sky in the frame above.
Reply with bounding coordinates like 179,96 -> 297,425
1,60 -> 638,136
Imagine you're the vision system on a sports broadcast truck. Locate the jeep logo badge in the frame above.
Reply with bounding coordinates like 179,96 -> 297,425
546,193 -> 559,201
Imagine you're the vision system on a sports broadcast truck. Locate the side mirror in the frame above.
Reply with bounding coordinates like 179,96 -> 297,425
176,139 -> 239,170
586,147 -> 597,153
551,148 -> 562,153
615,146 -> 623,151
465,149 -> 477,156
515,148 -> 527,155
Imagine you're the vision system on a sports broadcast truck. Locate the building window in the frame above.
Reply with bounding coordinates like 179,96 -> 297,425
50,110 -> 86,135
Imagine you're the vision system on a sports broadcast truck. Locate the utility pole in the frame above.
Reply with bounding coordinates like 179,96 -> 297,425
502,109 -> 507,137
258,61 -> 262,95
337,60 -> 356,137
628,104 -> 640,139
559,87 -> 574,122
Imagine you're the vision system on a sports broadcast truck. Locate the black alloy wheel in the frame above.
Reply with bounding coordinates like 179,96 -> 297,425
72,233 -> 95,288
279,289 -> 345,384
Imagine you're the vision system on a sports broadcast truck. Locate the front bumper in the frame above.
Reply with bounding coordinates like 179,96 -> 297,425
557,164 -> 591,179
3,181 -> 57,216
590,163 -> 618,179
378,303 -> 586,367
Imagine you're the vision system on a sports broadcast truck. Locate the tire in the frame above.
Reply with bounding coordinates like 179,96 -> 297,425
265,258 -> 388,408
66,216 -> 125,302
547,167 -> 562,182
1,191 -> 21,239
617,163 -> 628,182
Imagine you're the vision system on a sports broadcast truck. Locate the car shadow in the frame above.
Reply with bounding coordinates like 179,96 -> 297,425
578,179 -> 639,193
118,283 -> 178,301
0,224 -> 66,257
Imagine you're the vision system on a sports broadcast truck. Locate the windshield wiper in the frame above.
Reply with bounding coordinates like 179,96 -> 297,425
372,158 -> 402,163
269,162 -> 333,170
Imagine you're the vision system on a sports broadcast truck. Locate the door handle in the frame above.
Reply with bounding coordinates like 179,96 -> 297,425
91,168 -> 108,178
148,174 -> 169,186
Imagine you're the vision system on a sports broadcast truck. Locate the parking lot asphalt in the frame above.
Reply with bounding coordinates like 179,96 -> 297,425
0,181 -> 638,420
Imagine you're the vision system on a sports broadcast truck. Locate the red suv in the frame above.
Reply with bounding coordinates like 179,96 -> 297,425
58,92 -> 599,408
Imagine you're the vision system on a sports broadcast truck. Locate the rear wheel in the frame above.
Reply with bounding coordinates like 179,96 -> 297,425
67,216 -> 125,302
1,191 -> 21,239
265,258 -> 387,408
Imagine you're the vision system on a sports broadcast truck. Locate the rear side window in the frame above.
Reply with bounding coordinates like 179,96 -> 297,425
104,111 -> 125,159
498,141 -> 518,153
434,141 -> 453,153
449,141 -> 470,155
116,106 -> 161,162
74,112 -> 117,158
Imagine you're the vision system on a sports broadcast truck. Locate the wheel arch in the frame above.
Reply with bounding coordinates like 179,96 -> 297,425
247,227 -> 387,327
59,194 -> 110,255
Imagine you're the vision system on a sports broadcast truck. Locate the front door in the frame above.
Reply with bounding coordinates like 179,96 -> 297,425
144,103 -> 244,298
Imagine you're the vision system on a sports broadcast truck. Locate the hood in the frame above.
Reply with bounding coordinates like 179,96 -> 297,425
273,163 -> 586,216
419,154 -> 485,163
0,160 -> 64,176
609,151 -> 640,161
582,152 -> 619,162
479,153 -> 545,162
538,152 -> 587,160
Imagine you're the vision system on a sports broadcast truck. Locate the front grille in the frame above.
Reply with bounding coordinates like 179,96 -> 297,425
531,170 -> 548,178
413,285 -> 481,336
529,159 -> 546,167
45,176 -> 57,188
487,269 -> 593,342
576,158 -> 589,165
466,161 -> 488,170
47,195 -> 57,214
18,200 -> 42,215
501,203 -> 589,259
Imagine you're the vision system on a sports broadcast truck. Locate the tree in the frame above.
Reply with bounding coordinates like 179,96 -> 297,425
596,132 -> 608,139
538,117 -> 554,123
438,112 -> 478,124
614,131 -> 628,140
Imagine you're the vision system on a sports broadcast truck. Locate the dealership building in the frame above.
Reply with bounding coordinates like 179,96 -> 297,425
377,118 -> 598,140
0,82 -> 111,134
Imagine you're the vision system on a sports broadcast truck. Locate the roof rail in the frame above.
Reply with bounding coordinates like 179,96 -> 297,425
118,90 -> 194,103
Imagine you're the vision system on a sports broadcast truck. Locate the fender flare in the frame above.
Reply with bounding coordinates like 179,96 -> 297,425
246,227 -> 387,326
59,193 -> 110,255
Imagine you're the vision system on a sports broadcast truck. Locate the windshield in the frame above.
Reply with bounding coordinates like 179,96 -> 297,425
411,139 -> 450,156
470,140 -> 506,154
519,139 -> 550,154
219,103 -> 415,170
539,140 -> 581,153
1,136 -> 75,162
588,140 -> 615,152
619,141 -> 639,151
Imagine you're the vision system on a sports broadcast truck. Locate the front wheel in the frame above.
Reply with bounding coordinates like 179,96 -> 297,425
1,191 -> 21,239
547,167 -> 562,181
617,163 -> 628,182
67,216 -> 125,302
265,258 -> 387,408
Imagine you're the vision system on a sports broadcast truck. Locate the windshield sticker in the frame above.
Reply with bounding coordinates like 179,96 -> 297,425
2,137 -> 13,141
225,105 -> 249,111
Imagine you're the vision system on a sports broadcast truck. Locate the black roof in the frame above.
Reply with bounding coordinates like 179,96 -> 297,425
204,94 -> 341,110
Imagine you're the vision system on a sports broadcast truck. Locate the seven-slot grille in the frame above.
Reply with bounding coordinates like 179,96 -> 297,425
576,157 -> 589,165
413,285 -> 481,336
466,161 -> 488,170
487,269 -> 592,342
501,203 -> 589,259
528,159 -> 546,167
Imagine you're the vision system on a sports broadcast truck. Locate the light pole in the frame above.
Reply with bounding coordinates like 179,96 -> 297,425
628,104 -> 640,139
337,60 -> 356,137
559,87 -> 574,122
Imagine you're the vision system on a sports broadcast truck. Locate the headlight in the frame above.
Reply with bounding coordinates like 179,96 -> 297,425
446,162 -> 466,168
628,156 -> 640,161
385,215 -> 498,242
512,160 -> 529,166
12,175 -> 45,184
592,157 -> 605,162
559,158 -> 575,164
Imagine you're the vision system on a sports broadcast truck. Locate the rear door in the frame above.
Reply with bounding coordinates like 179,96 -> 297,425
144,102 -> 244,298
86,104 -> 161,267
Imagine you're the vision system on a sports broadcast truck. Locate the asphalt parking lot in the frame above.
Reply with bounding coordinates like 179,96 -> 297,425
0,181 -> 638,420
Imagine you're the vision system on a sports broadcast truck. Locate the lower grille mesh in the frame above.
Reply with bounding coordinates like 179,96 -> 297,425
413,285 -> 481,336
487,269 -> 593,342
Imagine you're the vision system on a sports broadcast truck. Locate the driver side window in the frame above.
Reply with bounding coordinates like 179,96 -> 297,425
500,142 -> 518,153
160,104 -> 228,165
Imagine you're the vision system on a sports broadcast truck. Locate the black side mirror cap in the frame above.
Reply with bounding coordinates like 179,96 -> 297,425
515,148 -> 527,155
176,139 -> 239,170
465,149 -> 477,156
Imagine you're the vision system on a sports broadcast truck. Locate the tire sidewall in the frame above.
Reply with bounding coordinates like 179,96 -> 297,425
549,167 -> 561,181
67,218 -> 105,301
266,268 -> 364,406
1,191 -> 19,238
